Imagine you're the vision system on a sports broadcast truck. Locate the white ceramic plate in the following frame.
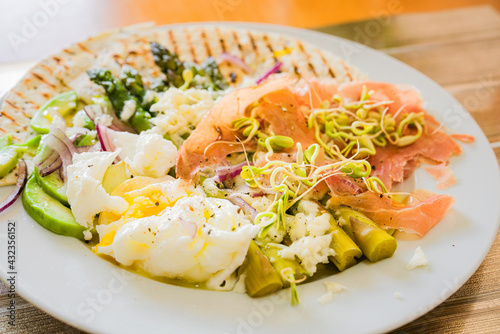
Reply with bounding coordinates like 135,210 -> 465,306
1,23 -> 499,334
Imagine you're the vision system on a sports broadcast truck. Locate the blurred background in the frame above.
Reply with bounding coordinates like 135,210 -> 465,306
1,0 -> 499,63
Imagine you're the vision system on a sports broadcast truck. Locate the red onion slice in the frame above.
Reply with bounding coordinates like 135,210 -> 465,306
220,52 -> 251,73
36,149 -> 58,170
256,62 -> 283,85
214,161 -> 253,183
52,128 -> 77,157
109,110 -> 136,133
228,196 -> 257,221
39,157 -> 62,177
0,160 -> 28,214
96,123 -> 116,152
44,133 -> 74,181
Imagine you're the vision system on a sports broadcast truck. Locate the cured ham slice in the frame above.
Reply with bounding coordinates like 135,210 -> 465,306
328,191 -> 456,237
176,77 -> 316,180
334,81 -> 462,190
451,134 -> 475,143
337,81 -> 423,115
368,128 -> 462,189
324,174 -> 363,196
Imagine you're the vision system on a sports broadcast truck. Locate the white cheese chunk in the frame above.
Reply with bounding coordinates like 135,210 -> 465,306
66,151 -> 128,230
405,246 -> 428,270
120,99 -> 137,122
109,130 -> 177,178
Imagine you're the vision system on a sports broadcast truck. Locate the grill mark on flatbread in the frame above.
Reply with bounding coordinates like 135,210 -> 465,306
40,63 -> 54,74
12,90 -> 27,100
77,43 -> 93,54
319,53 -> 336,78
216,28 -> 227,53
339,60 -> 353,81
14,89 -> 39,109
247,32 -> 259,56
296,41 -> 317,76
201,30 -> 213,57
167,30 -> 179,56
184,29 -> 197,64
4,100 -> 30,118
0,111 -> 18,124
262,34 -> 278,62
112,54 -> 124,66
232,31 -> 243,52
52,55 -> 69,70
31,72 -> 57,89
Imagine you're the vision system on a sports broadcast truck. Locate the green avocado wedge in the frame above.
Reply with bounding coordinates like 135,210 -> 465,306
22,175 -> 86,240
34,167 -> 69,206
31,91 -> 78,134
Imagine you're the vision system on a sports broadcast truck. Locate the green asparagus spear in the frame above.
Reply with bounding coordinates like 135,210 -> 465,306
242,241 -> 283,297
87,68 -> 152,132
88,68 -> 131,112
150,42 -> 185,88
328,219 -> 362,271
261,243 -> 308,287
150,42 -> 227,91
119,64 -> 145,101
334,207 -> 397,263
199,57 -> 228,91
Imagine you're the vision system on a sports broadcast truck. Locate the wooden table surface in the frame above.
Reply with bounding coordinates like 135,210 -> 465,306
1,4 -> 500,334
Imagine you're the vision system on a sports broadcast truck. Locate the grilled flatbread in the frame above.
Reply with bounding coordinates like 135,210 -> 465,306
0,23 -> 365,185
0,24 -> 364,141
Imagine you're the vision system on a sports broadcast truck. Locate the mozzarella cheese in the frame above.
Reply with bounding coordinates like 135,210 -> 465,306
66,151 -> 128,233
120,99 -> 137,122
405,246 -> 428,270
148,87 -> 222,146
280,233 -> 335,274
109,130 -> 177,178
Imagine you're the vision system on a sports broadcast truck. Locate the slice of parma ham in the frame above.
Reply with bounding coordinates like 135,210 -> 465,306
328,191 -> 456,237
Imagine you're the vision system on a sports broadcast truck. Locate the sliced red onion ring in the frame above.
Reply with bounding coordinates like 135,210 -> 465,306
220,52 -> 251,73
83,104 -> 100,121
44,133 -> 74,181
214,161 -> 253,183
36,149 -> 58,170
96,123 -> 116,152
0,160 -> 27,214
39,157 -> 62,177
256,62 -> 283,85
52,128 -> 77,156
109,110 -> 137,133
228,196 -> 257,221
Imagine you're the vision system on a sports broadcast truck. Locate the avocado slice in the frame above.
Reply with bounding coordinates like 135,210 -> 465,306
31,91 -> 78,134
102,161 -> 131,194
22,175 -> 87,240
34,167 -> 69,206
0,146 -> 21,178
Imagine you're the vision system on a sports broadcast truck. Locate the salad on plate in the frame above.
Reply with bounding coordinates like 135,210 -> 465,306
0,24 -> 472,304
